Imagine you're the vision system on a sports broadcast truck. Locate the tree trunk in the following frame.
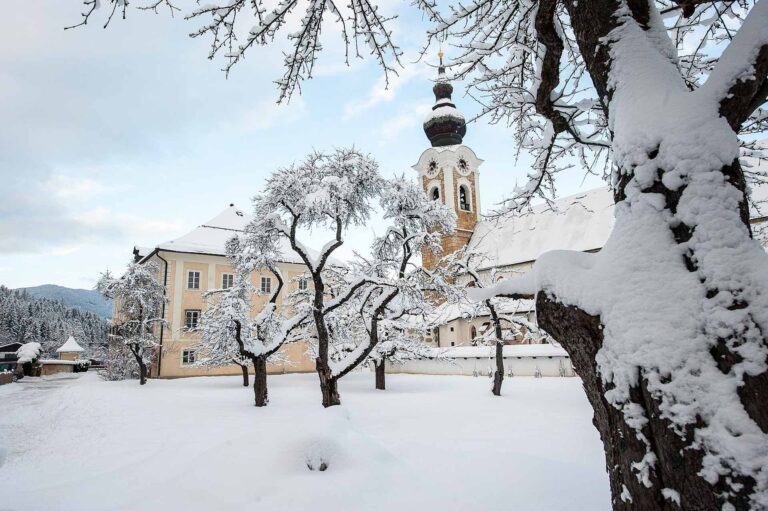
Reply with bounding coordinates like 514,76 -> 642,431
240,363 -> 249,387
375,360 -> 386,390
491,342 -> 504,396
537,292 -> 765,510
317,357 -> 341,407
130,346 -> 147,385
138,360 -> 147,385
253,355 -> 268,407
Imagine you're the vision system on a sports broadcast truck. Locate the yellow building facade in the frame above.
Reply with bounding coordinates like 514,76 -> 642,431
132,205 -> 316,378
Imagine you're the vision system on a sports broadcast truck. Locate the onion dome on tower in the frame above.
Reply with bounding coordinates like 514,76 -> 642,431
423,51 -> 467,147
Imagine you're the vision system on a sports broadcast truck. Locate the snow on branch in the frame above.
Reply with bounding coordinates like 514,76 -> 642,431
701,0 -> 768,129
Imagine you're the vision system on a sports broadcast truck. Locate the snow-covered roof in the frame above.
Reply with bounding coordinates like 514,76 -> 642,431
56,336 -> 84,353
151,205 -> 341,266
468,184 -> 768,270
468,187 -> 616,269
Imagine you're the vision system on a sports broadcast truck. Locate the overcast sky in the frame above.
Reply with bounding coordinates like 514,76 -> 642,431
0,1 -> 603,290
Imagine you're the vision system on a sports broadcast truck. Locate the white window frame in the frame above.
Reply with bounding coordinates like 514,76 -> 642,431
181,349 -> 197,366
298,278 -> 308,291
221,273 -> 234,290
184,309 -> 201,330
187,270 -> 201,290
260,276 -> 272,294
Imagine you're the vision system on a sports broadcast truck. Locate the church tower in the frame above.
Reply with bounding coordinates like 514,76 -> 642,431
413,53 -> 483,271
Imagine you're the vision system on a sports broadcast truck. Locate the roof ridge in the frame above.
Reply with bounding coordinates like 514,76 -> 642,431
199,224 -> 245,233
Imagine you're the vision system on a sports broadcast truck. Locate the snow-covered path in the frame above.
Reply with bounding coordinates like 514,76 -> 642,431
0,372 -> 610,511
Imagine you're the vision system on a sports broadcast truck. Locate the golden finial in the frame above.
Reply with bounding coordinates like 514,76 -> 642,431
438,46 -> 444,66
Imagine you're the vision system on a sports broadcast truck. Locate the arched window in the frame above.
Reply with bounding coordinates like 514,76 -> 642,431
470,325 -> 477,340
433,327 -> 440,346
459,185 -> 470,211
431,187 -> 440,201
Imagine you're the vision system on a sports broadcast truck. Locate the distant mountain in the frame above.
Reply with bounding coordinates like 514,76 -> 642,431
18,285 -> 112,319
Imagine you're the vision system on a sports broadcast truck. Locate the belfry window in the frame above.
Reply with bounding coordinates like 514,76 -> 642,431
459,185 -> 470,211
431,187 -> 440,201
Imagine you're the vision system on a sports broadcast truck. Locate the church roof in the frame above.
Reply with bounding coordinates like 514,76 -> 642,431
468,187 -> 615,270
151,205 -> 341,266
56,336 -> 84,353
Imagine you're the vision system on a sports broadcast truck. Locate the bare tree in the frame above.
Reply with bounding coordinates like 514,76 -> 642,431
97,262 -> 166,385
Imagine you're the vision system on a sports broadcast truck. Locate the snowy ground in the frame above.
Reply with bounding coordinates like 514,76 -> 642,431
0,372 -> 610,511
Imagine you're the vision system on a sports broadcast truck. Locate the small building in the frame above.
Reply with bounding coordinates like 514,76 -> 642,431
0,342 -> 22,371
56,336 -> 84,361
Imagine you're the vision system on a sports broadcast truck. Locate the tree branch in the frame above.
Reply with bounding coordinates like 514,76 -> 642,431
704,0 -> 768,130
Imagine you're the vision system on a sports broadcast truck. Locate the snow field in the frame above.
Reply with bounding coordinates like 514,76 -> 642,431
0,372 -> 610,511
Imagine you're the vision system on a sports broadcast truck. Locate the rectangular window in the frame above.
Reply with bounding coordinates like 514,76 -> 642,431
298,278 -> 308,291
182,349 -> 196,365
260,276 -> 272,294
184,309 -> 201,330
187,271 -> 201,290
222,273 -> 234,290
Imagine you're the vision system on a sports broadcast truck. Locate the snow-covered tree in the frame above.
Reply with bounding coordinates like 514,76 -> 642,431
440,248 -> 553,396
368,318 -> 435,391
446,4 -> 768,507
195,286 -> 253,388
97,262 -> 166,385
352,176 -> 456,391
233,148 -> 380,407
199,231 -> 308,406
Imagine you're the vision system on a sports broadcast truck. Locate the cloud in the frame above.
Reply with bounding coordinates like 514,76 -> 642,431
46,175 -> 118,201
342,62 -> 428,119
233,96 -> 307,131
0,160 -> 180,254
376,103 -> 432,144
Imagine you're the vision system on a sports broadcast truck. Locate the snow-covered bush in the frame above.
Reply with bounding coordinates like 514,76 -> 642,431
99,341 -> 141,381
16,342 -> 41,364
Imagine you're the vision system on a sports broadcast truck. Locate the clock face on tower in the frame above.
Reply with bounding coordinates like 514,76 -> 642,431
426,159 -> 439,178
457,157 -> 470,176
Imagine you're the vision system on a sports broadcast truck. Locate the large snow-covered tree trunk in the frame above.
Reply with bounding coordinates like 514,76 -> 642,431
525,2 -> 768,507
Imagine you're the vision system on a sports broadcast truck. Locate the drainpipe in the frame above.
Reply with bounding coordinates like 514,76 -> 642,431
156,251 -> 169,378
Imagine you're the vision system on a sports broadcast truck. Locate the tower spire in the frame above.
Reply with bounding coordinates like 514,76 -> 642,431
423,50 -> 467,147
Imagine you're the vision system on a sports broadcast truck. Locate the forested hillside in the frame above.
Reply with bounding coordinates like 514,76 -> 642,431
0,286 -> 109,358
20,284 -> 112,319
